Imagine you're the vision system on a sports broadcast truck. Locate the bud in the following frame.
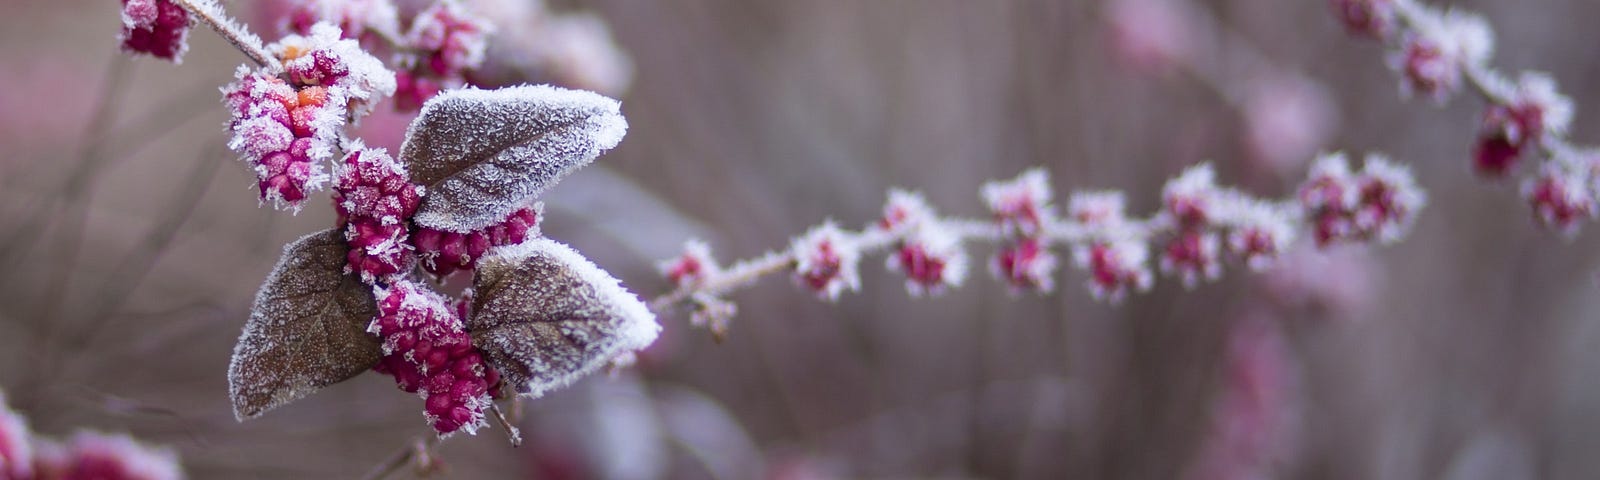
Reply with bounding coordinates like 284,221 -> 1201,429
1073,239 -> 1152,301
1523,162 -> 1596,237
982,168 -> 1053,238
992,237 -> 1058,293
119,0 -> 192,62
887,222 -> 968,296
659,239 -> 720,288
791,222 -> 862,301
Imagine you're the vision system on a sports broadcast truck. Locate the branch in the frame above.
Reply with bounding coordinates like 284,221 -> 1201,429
651,156 -> 1424,338
1335,0 -> 1595,235
171,0 -> 277,69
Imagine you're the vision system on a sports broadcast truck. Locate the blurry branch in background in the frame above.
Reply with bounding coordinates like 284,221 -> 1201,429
651,156 -> 1424,339
1107,0 -> 1338,178
1335,0 -> 1599,237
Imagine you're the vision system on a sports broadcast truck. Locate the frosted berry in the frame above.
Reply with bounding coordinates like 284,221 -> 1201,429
369,282 -> 498,436
791,222 -> 862,301
992,237 -> 1057,293
1329,0 -> 1394,39
406,0 -> 493,79
414,205 -> 542,277
1073,240 -> 1152,301
1523,162 -> 1596,237
119,0 -> 192,62
887,223 -> 968,296
982,169 -> 1053,238
659,239 -> 720,288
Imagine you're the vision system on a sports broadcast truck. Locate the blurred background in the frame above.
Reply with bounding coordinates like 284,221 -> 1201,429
5,0 -> 1600,478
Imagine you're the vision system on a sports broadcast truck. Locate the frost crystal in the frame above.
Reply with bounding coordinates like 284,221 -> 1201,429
401,85 -> 628,232
469,238 -> 661,399
229,229 -> 382,420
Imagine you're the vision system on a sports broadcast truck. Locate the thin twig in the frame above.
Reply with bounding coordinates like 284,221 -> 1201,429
489,403 -> 523,447
172,0 -> 277,69
361,435 -> 441,480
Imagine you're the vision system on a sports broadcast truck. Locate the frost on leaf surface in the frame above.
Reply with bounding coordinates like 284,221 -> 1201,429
229,229 -> 382,420
400,85 -> 628,232
468,238 -> 658,398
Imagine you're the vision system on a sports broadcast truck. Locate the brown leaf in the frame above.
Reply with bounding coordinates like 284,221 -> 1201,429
400,85 -> 628,233
469,238 -> 659,398
228,229 -> 382,420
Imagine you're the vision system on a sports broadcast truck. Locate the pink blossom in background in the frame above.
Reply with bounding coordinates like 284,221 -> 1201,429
0,393 -> 31,480
1261,242 -> 1379,319
40,432 -> 184,480
1107,0 -> 1196,74
1183,316 -> 1300,480
1241,75 -> 1337,178
0,61 -> 95,164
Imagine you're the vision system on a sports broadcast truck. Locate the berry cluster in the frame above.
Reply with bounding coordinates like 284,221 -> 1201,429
397,0 -> 492,110
0,391 -> 183,480
119,0 -> 192,62
790,222 -> 862,301
983,169 -> 1059,292
333,147 -> 422,282
284,0 -> 400,45
1332,0 -> 1600,236
654,157 -> 1425,334
222,22 -> 395,209
369,282 -> 500,436
1299,153 -> 1425,246
878,191 -> 969,296
413,206 -> 541,278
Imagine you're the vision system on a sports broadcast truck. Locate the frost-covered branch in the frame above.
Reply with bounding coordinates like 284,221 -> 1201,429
1333,0 -> 1596,236
652,153 -> 1425,338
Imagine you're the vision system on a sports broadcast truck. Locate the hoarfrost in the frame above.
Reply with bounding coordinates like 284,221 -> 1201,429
400,85 -> 628,232
468,238 -> 659,399
228,229 -> 382,420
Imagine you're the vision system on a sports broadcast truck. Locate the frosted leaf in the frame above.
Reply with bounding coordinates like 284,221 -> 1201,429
400,85 -> 628,232
468,238 -> 659,398
229,229 -> 382,420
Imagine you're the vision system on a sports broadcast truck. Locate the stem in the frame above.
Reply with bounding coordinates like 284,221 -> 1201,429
1388,0 -> 1582,159
361,435 -> 441,480
648,197 -> 1304,318
172,0 -> 277,69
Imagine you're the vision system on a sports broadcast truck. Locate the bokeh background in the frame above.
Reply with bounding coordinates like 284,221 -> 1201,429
6,0 -> 1600,478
